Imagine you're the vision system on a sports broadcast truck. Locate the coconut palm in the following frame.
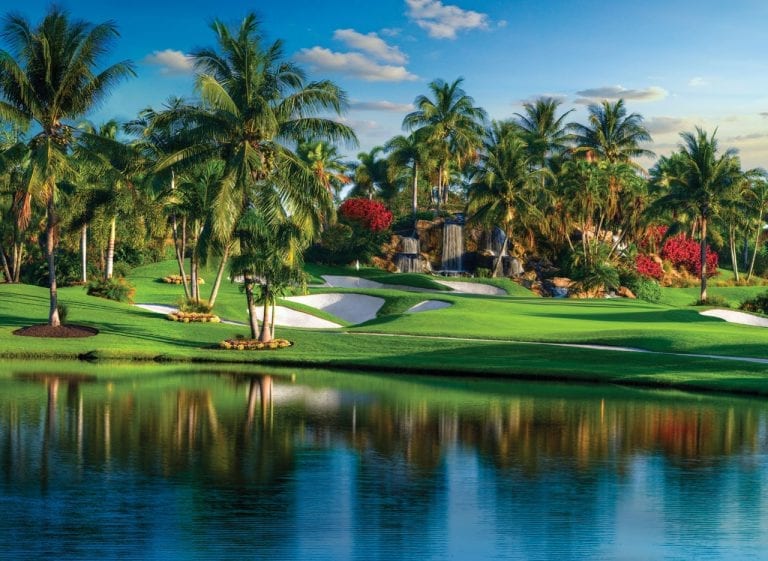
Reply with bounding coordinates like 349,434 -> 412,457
654,128 -> 742,301
570,99 -> 654,165
513,97 -> 573,168
350,146 -> 390,200
466,124 -> 550,277
297,138 -> 350,204
385,131 -> 432,216
0,7 -> 134,325
154,14 -> 354,333
403,78 -> 487,207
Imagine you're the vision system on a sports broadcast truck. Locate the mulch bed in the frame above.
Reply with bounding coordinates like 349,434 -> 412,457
13,324 -> 99,338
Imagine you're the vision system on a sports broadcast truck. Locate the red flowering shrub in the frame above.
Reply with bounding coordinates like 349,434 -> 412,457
339,198 -> 393,232
635,255 -> 664,280
661,234 -> 718,277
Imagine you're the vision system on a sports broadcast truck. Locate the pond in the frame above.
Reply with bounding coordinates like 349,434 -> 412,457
0,361 -> 766,560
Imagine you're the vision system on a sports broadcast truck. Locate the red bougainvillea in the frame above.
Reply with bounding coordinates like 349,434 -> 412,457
339,198 -> 393,232
635,254 -> 664,280
661,233 -> 718,277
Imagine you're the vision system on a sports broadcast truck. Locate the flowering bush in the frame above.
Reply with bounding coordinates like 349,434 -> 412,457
219,338 -> 292,350
661,234 -> 718,277
167,311 -> 221,323
635,255 -> 664,280
339,198 -> 393,232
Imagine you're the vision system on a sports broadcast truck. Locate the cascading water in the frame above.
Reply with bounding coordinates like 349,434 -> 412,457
395,237 -> 421,273
441,223 -> 464,273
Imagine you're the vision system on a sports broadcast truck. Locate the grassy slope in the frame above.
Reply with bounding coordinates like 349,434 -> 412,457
2,260 -> 768,396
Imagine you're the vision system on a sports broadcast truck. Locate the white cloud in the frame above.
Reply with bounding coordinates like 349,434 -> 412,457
574,85 -> 668,104
142,49 -> 194,76
405,0 -> 490,39
295,47 -> 418,82
350,100 -> 414,112
333,29 -> 407,64
688,76 -> 709,87
380,27 -> 402,37
644,116 -> 695,135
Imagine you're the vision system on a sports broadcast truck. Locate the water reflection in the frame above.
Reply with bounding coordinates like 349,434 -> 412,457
0,364 -> 767,560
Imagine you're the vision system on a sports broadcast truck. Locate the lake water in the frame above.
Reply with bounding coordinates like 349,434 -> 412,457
1,361 -> 767,560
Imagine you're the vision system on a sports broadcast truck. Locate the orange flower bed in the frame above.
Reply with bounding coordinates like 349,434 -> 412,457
162,275 -> 205,284
167,311 -> 221,323
219,338 -> 292,350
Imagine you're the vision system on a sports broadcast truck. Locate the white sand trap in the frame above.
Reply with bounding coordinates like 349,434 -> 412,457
700,309 -> 768,328
407,300 -> 452,313
434,280 -> 507,295
284,293 -> 384,324
135,303 -> 341,328
255,305 -> 341,328
322,275 -> 386,289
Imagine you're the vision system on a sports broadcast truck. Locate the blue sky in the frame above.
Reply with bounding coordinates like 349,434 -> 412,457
9,0 -> 768,168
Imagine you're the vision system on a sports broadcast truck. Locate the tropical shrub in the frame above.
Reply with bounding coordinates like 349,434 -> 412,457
740,292 -> 768,314
86,277 -> 135,303
163,274 -> 204,284
635,254 -> 664,280
339,198 -> 393,231
632,278 -> 662,303
219,338 -> 292,350
661,234 -> 718,277
178,299 -> 212,313
694,294 -> 729,307
56,303 -> 68,324
167,311 -> 220,323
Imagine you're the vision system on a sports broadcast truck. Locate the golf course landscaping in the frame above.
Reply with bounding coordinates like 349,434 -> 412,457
3,259 -> 768,398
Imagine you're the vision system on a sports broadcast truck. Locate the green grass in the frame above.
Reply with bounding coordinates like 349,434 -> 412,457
3,260 -> 768,397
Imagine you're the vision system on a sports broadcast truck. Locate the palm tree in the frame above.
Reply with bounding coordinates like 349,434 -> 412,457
403,78 -> 487,207
466,124 -> 549,276
385,131 -> 432,217
297,138 -> 350,204
351,146 -> 390,200
0,7 -> 134,325
569,99 -> 654,165
155,13 -> 354,331
513,97 -> 573,168
654,128 -> 742,301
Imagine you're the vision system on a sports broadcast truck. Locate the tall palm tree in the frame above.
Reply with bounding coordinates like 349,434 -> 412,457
403,78 -> 487,207
385,131 -> 432,216
0,7 -> 134,325
155,13 -> 354,331
297,138 -> 350,204
466,124 -> 549,276
351,146 -> 390,200
513,97 -> 573,168
655,128 -> 742,301
570,99 -> 654,165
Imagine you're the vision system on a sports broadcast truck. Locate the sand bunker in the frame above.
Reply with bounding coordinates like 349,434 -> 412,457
433,280 -> 507,295
700,309 -> 768,328
284,293 -> 384,324
135,303 -> 341,329
407,300 -> 452,313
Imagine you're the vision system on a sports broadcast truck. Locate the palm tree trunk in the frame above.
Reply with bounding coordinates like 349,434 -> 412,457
412,162 -> 419,217
728,227 -> 739,282
0,241 -> 12,283
259,285 -> 273,343
270,301 -> 276,340
748,222 -> 762,281
700,216 -> 708,302
46,198 -> 61,327
208,244 -> 231,309
12,242 -> 23,282
190,253 -> 199,303
105,216 -> 116,280
244,274 -> 260,340
80,224 -> 88,283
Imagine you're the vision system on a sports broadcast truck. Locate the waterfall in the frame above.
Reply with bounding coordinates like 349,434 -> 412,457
394,236 -> 421,273
486,227 -> 506,256
401,237 -> 419,254
441,223 -> 464,272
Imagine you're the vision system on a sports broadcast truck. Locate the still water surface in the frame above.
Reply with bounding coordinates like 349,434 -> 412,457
1,361 -> 767,560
